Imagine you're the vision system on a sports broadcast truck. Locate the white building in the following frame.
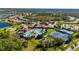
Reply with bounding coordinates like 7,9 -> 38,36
67,16 -> 76,21
61,23 -> 79,31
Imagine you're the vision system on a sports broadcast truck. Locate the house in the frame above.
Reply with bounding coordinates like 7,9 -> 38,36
61,24 -> 71,29
41,37 -> 48,43
28,22 -> 54,29
74,26 -> 79,31
9,16 -> 17,19
21,24 -> 29,31
67,16 -> 76,21
17,29 -> 26,38
61,23 -> 79,31
74,18 -> 79,22
10,19 -> 20,23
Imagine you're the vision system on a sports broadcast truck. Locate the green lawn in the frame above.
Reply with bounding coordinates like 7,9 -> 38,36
44,29 -> 55,41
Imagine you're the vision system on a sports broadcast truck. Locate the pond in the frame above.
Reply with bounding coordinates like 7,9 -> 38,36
0,22 -> 11,28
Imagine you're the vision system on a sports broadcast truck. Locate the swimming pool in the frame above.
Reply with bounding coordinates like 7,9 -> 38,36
0,22 -> 11,28
34,28 -> 44,35
23,31 -> 33,37
23,28 -> 44,38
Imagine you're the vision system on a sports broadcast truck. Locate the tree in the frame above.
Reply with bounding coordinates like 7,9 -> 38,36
0,30 -> 28,51
0,31 -> 10,39
0,38 -> 24,51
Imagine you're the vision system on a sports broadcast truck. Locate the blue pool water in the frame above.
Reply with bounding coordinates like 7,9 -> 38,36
34,28 -> 44,35
23,31 -> 33,37
0,23 -> 11,28
23,28 -> 44,38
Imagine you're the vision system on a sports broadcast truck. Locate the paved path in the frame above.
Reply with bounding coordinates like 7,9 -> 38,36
66,42 -> 79,51
73,42 -> 79,50
66,46 -> 72,51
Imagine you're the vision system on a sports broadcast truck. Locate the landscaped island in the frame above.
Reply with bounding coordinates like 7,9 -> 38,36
0,8 -> 79,51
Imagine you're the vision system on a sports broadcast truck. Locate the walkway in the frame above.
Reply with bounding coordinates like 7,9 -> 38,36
66,42 -> 79,51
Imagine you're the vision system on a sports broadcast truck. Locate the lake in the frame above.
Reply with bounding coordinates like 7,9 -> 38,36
0,14 -> 14,19
0,22 -> 11,28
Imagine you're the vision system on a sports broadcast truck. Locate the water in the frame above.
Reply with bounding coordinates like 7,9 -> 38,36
0,22 -> 11,28
0,14 -> 14,19
34,28 -> 43,35
0,8 -> 79,13
23,31 -> 33,37
23,28 -> 44,37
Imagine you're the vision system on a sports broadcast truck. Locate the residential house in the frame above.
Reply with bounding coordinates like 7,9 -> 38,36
61,23 -> 79,31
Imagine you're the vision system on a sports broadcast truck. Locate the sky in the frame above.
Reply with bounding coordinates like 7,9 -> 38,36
0,0 -> 79,8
